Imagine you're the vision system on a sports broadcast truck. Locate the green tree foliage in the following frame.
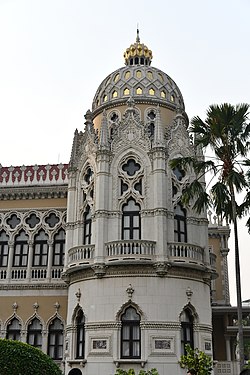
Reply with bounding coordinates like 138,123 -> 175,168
170,103 -> 250,370
114,369 -> 159,375
0,339 -> 63,375
179,344 -> 212,375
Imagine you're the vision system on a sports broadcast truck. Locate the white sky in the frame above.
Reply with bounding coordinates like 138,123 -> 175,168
0,0 -> 250,305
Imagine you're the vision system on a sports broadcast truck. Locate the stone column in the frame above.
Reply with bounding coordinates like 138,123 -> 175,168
6,241 -> 14,281
46,240 -> 53,281
26,240 -> 34,280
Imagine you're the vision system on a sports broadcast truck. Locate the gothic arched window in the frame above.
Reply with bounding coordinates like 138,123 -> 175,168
83,206 -> 92,245
0,231 -> 9,267
33,230 -> 48,267
27,318 -> 42,349
174,204 -> 187,242
53,229 -> 65,266
6,317 -> 21,340
13,230 -> 29,267
48,318 -> 64,360
121,307 -> 141,359
180,309 -> 194,354
76,310 -> 85,359
122,199 -> 141,240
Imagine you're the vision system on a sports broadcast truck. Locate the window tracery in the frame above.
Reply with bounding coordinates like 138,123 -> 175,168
48,317 -> 64,360
121,306 -> 141,359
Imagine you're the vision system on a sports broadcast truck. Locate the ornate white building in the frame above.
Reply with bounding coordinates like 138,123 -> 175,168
1,32 -> 243,375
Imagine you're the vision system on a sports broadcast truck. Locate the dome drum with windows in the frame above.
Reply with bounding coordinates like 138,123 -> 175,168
92,30 -> 185,118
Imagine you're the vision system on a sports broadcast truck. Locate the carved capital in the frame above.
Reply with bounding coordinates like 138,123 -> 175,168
91,263 -> 107,278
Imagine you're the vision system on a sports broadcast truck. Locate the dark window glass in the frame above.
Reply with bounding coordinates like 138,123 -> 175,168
13,230 -> 29,267
33,230 -> 48,267
121,307 -> 141,359
76,310 -> 85,359
122,159 -> 140,176
134,179 -> 142,194
45,213 -> 59,228
53,229 -> 65,266
26,213 -> 40,228
122,199 -> 141,240
181,309 -> 194,354
7,214 -> 20,229
27,318 -> 42,349
48,318 -> 64,360
6,318 -> 21,340
83,206 -> 92,245
173,167 -> 185,181
84,168 -> 93,184
174,204 -> 187,242
121,180 -> 128,194
0,231 -> 9,267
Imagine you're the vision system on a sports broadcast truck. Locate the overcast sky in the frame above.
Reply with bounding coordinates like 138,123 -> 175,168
0,0 -> 250,305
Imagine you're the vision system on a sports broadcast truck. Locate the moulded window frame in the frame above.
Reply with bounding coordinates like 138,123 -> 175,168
121,307 -> 141,359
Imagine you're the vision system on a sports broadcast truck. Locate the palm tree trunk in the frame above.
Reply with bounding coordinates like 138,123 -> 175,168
230,184 -> 244,371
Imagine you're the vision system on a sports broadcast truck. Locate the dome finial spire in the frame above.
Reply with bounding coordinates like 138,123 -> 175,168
136,25 -> 140,43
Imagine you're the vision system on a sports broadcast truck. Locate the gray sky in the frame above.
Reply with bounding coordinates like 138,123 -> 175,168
0,0 -> 250,305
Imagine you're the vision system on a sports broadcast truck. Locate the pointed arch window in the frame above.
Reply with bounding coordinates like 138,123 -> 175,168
13,230 -> 29,267
53,229 -> 65,266
83,205 -> 92,245
0,231 -> 9,267
180,309 -> 194,354
76,310 -> 85,359
27,318 -> 42,349
121,307 -> 141,359
48,318 -> 64,360
122,199 -> 141,240
6,317 -> 21,340
33,230 -> 48,267
174,204 -> 187,242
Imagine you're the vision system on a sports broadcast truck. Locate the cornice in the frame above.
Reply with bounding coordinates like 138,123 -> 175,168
0,283 -> 68,290
0,185 -> 68,201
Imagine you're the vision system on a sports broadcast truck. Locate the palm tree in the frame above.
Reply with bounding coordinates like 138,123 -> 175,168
170,103 -> 250,371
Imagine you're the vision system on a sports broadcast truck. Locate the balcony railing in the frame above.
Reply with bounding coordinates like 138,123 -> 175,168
106,240 -> 156,262
68,245 -> 95,267
168,242 -> 204,266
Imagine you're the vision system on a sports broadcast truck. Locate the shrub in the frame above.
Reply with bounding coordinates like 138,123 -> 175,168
179,344 -> 212,375
0,339 -> 63,375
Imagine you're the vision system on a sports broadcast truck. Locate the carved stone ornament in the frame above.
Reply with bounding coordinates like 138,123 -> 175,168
75,288 -> 81,302
33,302 -> 39,312
54,302 -> 60,311
186,287 -> 193,301
12,302 -> 18,313
91,263 -> 107,278
126,284 -> 134,300
153,262 -> 170,277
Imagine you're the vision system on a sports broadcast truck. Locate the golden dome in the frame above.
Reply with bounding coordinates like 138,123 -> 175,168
123,29 -> 153,66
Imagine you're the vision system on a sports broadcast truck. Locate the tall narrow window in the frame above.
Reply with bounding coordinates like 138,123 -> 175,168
83,206 -> 92,245
27,318 -> 42,349
0,231 -> 9,267
121,307 -> 141,359
53,229 -> 65,266
13,230 -> 29,267
6,318 -> 21,340
181,309 -> 194,354
122,199 -> 141,240
48,318 -> 64,360
33,230 -> 48,267
76,310 -> 85,359
174,204 -> 187,242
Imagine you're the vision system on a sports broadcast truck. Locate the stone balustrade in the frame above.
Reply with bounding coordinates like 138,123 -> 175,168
68,245 -> 95,267
105,240 -> 156,261
168,242 -> 204,265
